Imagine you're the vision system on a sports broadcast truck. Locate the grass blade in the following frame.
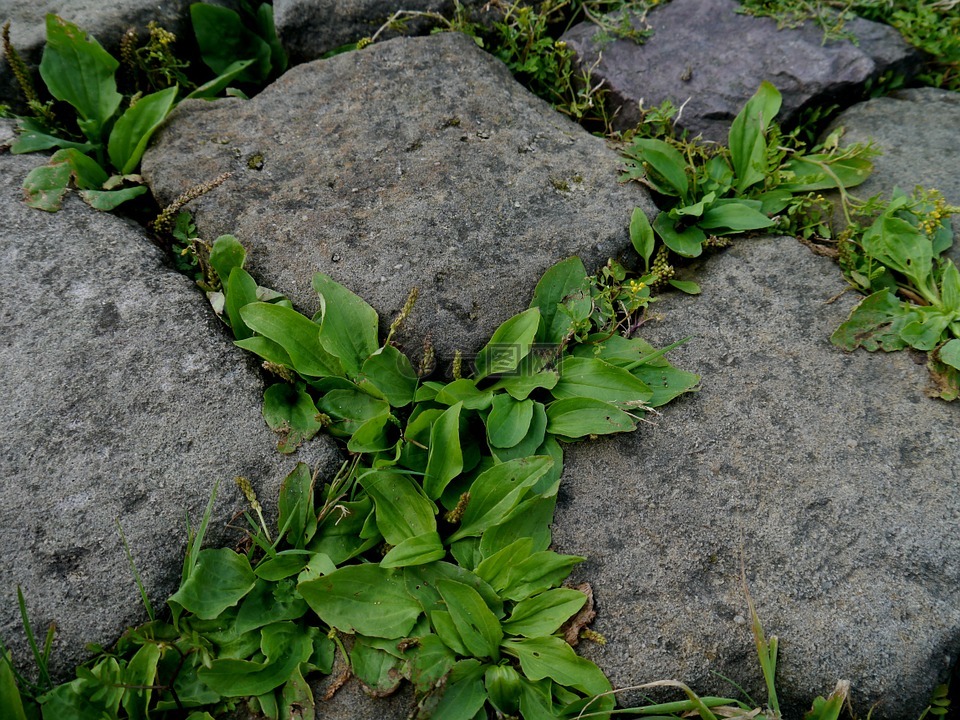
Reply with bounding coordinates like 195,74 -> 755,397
116,520 -> 155,622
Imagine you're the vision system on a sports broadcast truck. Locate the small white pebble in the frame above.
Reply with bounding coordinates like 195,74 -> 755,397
734,615 -> 745,625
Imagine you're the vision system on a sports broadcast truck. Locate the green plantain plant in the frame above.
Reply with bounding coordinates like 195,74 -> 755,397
620,81 -> 875,288
5,5 -> 284,213
1,235 -> 698,717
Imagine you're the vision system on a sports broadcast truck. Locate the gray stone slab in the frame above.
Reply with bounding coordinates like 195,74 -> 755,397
553,236 -> 960,718
0,0 -> 211,108
0,152 -> 339,679
141,32 -> 658,365
826,87 -> 960,206
274,0 -> 488,65
561,0 -> 922,141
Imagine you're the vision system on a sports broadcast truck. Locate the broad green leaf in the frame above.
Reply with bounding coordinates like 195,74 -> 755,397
39,15 -> 121,142
668,279 -> 701,295
899,308 -> 951,351
778,154 -> 872,192
435,379 -> 494,410
631,138 -> 689,199
22,159 -> 72,211
940,261 -> 960,312
450,536 -> 483,570
404,634 -> 456,693
185,58 -> 256,99
316,386 -> 390,437
361,470 -> 437,545
280,665 -> 315,720
546,397 -> 636,438
475,308 -> 542,380
518,677 -> 564,720
425,659 -> 488,720
191,3 -> 272,82
530,256 -> 590,344
241,302 -> 344,378
475,538 -> 534,590
552,357 -> 652,405
438,580 -> 503,659
671,191 -> 714,219
381,531 -> 446,568
308,497 -> 377,565
78,185 -> 148,210
940,339 -> 960,370
489,369 -> 559,401
430,608 -> 469,656
351,637 -> 402,695
830,290 -> 909,352
487,395 -> 535,449
448,456 -> 553,542
209,234 -> 247,283
502,636 -> 611,696
358,344 -> 418,407
313,273 -> 379,377
347,413 -> 397,453
296,553 -> 338,584
501,589 -> 587,637
234,335 -> 293,368
485,664 -> 522,715
423,402 -> 464,500
255,553 -> 309,581
499,551 -> 584,601
168,548 -> 255,619
699,201 -> 774,233
490,402 -> 548,462
298,564 -> 421,638
198,622 -> 312,697
632,364 -> 701,407
404,561 -> 504,618
225,267 -> 259,340
531,435 -> 563,496
11,117 -> 93,154
38,674 -> 118,719
654,212 -> 705,258
262,382 -> 323,453
23,148 -> 110,211
121,643 -> 161,719
861,214 -> 934,289
254,3 -> 288,74
630,207 -> 656,270
235,577 -> 308,635
60,146 -> 112,187
729,81 -> 781,193
479,494 -> 556,558
107,86 -> 177,174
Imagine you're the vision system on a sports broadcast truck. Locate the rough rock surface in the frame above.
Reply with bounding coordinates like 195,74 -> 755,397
826,87 -> 960,206
142,32 -> 657,364
561,0 -> 922,141
0,152 -> 339,678
553,236 -> 960,718
0,0 -> 217,108
273,0 -> 489,65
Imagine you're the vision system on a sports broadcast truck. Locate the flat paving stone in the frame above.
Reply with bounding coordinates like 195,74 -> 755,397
142,32 -> 657,365
0,151 -> 339,679
554,236 -> 960,719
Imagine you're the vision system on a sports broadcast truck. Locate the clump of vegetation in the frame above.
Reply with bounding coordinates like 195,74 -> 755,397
831,187 -> 960,399
1,4 -> 285,213
620,82 -> 875,285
